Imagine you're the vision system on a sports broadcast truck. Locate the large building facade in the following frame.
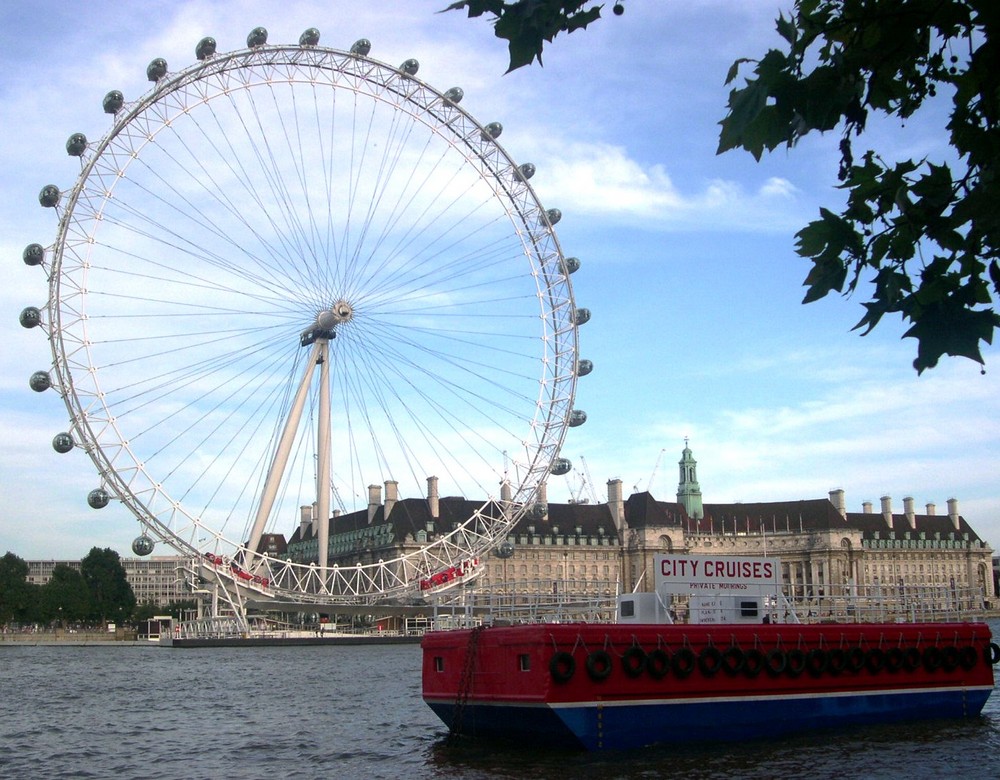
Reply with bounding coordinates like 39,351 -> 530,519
280,444 -> 996,609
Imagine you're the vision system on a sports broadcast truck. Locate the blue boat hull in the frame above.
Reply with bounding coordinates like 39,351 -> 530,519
428,686 -> 995,750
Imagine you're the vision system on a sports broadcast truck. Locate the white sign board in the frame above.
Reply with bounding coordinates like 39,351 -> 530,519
654,554 -> 780,596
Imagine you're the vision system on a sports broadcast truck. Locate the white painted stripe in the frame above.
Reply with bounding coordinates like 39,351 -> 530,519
426,684 -> 994,711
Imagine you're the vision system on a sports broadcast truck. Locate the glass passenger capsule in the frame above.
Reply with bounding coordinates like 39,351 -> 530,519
247,27 -> 268,47
196,37 -> 217,60
88,488 -> 110,509
29,371 -> 51,392
103,90 -> 124,114
550,457 -> 572,476
146,58 -> 168,81
23,243 -> 44,266
19,307 -> 41,328
65,133 -> 87,156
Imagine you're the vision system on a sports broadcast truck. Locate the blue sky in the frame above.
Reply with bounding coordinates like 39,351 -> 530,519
2,0 -> 998,560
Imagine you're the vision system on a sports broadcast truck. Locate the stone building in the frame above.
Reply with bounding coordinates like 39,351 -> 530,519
617,443 -> 995,609
282,444 -> 996,609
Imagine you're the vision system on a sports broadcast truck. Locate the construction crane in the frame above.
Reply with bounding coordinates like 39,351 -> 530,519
569,456 -> 600,504
580,456 -> 600,504
633,448 -> 666,494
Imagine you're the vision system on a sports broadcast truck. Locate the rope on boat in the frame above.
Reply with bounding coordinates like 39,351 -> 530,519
448,624 -> 485,742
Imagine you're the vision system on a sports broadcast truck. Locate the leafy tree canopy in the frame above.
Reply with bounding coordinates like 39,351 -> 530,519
40,564 -> 92,623
446,0 -> 1000,373
0,551 -> 31,623
80,547 -> 136,622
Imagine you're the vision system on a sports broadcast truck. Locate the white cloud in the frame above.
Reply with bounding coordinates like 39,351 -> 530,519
519,140 -> 808,232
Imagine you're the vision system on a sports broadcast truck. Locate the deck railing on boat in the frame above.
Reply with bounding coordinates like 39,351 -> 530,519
429,582 -> 989,629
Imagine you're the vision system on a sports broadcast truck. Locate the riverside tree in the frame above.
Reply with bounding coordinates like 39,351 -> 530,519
0,552 -> 32,624
80,547 -> 136,624
445,0 -> 1000,372
39,564 -> 92,624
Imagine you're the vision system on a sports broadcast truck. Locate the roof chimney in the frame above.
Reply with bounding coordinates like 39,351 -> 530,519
926,502 -> 936,516
427,476 -> 439,519
537,481 -> 548,510
829,489 -> 846,519
300,504 -> 313,538
500,479 -> 512,503
903,496 -> 916,529
880,495 -> 892,525
607,478 -> 624,532
947,497 -> 960,531
862,501 -> 872,514
367,483 -> 381,523
384,480 -> 398,521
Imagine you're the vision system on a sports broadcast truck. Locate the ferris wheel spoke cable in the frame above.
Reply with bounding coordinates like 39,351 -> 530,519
349,166 -> 499,299
339,104 -> 419,284
171,113 -> 323,293
97,323 -> 296,417
335,333 -> 528,484
164,94 -> 320,297
351,113 -> 437,279
345,138 -> 464,288
128,350 -> 297,476
227,87 -> 314,274
101,117 -> 309,290
91,320 -> 293,393
358,316 -> 539,411
98,187 -> 312,307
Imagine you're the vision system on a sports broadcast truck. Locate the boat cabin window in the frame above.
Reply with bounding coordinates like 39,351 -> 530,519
434,656 -> 444,672
739,600 -> 759,618
519,654 -> 531,672
620,599 -> 635,618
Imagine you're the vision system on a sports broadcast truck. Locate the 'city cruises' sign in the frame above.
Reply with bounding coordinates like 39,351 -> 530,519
654,554 -> 780,595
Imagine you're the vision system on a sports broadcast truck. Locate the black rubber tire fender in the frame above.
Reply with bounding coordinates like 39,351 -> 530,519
786,648 -> 807,677
743,648 -> 765,678
721,646 -> 746,676
765,648 -> 787,676
698,646 -> 723,676
585,649 -> 614,681
806,647 -> 829,676
549,651 -> 575,683
646,648 -> 671,679
621,646 -> 647,678
672,647 -> 696,678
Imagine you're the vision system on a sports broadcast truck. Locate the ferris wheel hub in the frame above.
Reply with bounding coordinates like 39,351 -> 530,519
321,300 -> 353,326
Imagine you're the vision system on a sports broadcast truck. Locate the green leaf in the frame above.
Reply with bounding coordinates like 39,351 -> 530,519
725,58 -> 753,86
802,255 -> 847,303
775,12 -> 797,45
718,79 -> 770,156
904,305 -> 998,374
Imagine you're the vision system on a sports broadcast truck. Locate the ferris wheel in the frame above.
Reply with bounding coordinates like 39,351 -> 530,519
20,28 -> 590,605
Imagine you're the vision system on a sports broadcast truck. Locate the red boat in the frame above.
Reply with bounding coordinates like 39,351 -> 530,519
422,555 -> 999,750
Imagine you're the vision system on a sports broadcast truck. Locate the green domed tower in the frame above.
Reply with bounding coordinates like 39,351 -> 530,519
677,438 -> 703,520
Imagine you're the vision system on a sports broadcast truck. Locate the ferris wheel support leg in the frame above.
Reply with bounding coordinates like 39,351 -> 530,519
316,339 -> 332,586
246,341 -> 323,562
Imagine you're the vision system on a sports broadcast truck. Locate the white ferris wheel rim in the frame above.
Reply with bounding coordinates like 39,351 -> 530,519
38,32 -> 582,603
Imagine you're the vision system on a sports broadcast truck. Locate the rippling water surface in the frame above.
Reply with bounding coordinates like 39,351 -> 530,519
2,621 -> 998,780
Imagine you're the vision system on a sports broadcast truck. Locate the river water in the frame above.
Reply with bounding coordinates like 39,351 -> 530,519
2,623 -> 998,780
